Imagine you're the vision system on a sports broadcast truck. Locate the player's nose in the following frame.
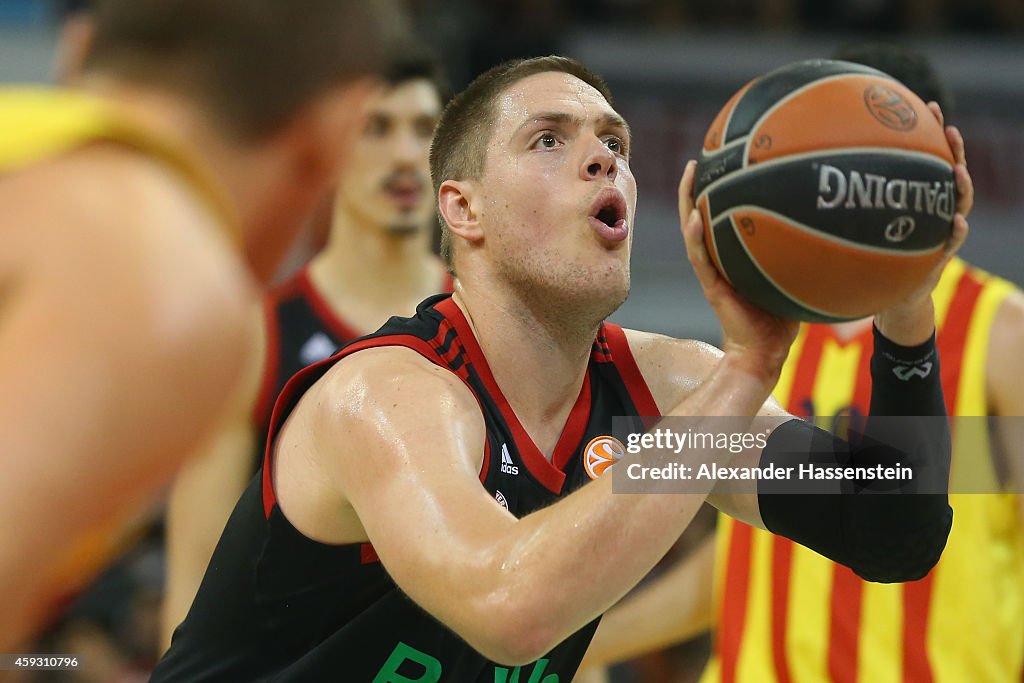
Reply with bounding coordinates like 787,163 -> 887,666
392,127 -> 424,165
580,136 -> 617,182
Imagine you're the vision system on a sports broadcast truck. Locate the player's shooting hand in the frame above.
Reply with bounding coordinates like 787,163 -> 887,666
679,160 -> 798,384
875,103 -> 971,346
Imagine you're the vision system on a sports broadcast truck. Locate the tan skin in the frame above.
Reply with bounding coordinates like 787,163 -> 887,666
0,69 -> 376,649
579,105 -> 993,676
160,79 -> 448,647
268,72 -> 969,666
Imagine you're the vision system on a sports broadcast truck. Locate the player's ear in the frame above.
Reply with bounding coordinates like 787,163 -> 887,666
438,179 -> 483,245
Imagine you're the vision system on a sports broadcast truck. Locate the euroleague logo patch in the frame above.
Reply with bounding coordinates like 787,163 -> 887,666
584,436 -> 626,480
863,84 -> 918,131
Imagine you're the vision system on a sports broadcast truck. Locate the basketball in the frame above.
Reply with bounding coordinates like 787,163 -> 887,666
694,59 -> 956,322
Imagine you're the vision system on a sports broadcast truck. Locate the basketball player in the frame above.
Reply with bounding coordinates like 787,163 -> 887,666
0,0 -> 403,649
578,44 -> 1024,683
160,49 -> 451,645
152,56 -> 970,681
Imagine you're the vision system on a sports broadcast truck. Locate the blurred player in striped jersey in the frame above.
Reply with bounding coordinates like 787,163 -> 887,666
0,0 -> 404,649
579,43 -> 1024,683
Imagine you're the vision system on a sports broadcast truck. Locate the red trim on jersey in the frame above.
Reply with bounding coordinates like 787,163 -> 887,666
787,325 -> 829,416
254,296 -> 283,433
435,318 -> 465,370
819,321 -> 874,683
720,522 -> 754,683
260,333 -> 442,519
552,369 -> 593,471
937,269 -> 984,416
770,536 -> 795,683
361,543 -> 380,564
433,297 -> 590,494
480,438 -> 492,483
423,314 -> 489,481
299,269 -> 362,342
902,574 -> 936,683
827,565 -> 864,683
600,323 -> 661,417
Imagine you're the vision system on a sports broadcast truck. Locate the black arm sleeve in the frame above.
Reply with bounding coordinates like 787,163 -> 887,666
757,327 -> 953,583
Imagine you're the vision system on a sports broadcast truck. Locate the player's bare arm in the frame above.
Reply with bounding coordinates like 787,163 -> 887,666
0,145 -> 256,647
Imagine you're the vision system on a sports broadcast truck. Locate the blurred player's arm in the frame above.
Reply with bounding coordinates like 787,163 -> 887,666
987,289 -> 1024,523
577,534 -> 715,674
0,147 -> 256,649
161,316 -> 264,650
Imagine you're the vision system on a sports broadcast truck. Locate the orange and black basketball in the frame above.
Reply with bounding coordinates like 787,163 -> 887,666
694,59 -> 956,322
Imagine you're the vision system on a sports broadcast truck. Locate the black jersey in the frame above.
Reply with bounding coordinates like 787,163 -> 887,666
153,294 -> 661,682
253,268 -> 363,453
253,268 -> 454,464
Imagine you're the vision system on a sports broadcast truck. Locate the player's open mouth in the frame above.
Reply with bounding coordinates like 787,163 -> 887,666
588,188 -> 629,243
385,177 -> 424,210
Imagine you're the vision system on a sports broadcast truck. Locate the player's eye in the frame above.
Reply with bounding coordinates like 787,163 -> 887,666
604,136 -> 628,157
534,132 -> 560,149
414,116 -> 438,139
365,115 -> 390,137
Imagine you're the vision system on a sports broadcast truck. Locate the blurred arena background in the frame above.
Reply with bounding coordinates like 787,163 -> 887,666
2,0 -> 1022,680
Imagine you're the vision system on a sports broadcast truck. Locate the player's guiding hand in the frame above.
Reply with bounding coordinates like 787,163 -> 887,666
874,102 -> 972,346
679,160 -> 799,386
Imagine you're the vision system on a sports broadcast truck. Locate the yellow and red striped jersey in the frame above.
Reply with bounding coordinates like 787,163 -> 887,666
702,258 -> 1024,683
0,86 -> 237,237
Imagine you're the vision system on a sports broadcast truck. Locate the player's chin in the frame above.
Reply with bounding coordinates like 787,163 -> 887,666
382,215 -> 422,238
586,261 -> 631,306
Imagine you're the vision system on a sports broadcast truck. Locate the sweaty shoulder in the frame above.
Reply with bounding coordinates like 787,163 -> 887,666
273,345 -> 488,544
316,345 -> 481,421
620,328 -> 724,412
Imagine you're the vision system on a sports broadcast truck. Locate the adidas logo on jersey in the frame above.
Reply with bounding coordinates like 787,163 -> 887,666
299,332 -> 336,365
500,443 -> 519,476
